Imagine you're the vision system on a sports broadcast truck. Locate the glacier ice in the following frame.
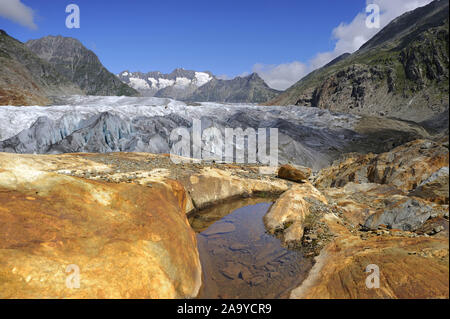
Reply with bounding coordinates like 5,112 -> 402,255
0,96 -> 426,169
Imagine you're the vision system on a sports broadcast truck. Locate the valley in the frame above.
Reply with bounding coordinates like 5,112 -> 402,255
0,0 -> 448,300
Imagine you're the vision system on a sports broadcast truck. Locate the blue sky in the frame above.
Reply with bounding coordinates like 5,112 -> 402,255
0,0 -> 433,89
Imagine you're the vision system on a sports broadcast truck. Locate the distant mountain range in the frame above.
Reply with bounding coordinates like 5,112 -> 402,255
117,69 -> 215,100
186,73 -> 281,103
118,69 -> 280,103
268,0 -> 449,122
1,0 -> 448,113
0,29 -> 279,105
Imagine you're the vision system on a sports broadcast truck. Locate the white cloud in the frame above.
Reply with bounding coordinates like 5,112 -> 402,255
216,74 -> 231,80
254,0 -> 433,90
0,0 -> 37,29
252,62 -> 310,91
238,71 -> 250,78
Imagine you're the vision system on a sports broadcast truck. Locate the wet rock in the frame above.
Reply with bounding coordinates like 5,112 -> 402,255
229,243 -> 248,251
202,222 -> 236,236
220,262 -> 241,280
277,164 -> 311,183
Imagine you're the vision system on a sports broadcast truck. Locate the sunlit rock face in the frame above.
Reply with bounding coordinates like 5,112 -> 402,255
0,150 -> 290,299
0,152 -> 201,299
290,224 -> 449,299
264,183 -> 328,246
314,139 -> 449,192
268,0 -> 449,123
312,138 -> 449,233
259,139 -> 449,299
0,138 -> 448,299
0,96 -> 429,170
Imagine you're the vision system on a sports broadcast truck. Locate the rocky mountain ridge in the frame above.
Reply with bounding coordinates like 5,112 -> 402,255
118,69 -> 280,103
26,36 -> 139,97
0,30 -> 82,106
268,0 -> 449,122
1,32 -> 139,106
186,73 -> 281,103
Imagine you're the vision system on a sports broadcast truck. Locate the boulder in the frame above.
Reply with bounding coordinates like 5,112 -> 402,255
277,164 -> 311,183
264,183 -> 327,245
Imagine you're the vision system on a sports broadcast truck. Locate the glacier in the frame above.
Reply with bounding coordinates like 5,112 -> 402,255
0,96 -> 428,169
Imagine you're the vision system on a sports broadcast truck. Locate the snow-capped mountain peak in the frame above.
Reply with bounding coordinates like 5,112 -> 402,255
117,69 -> 214,99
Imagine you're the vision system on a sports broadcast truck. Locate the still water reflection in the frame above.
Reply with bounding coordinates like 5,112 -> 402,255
189,198 -> 313,299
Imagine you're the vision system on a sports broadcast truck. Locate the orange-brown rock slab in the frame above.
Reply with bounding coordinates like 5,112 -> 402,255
315,139 -> 449,193
264,183 -> 327,245
322,182 -> 406,227
181,167 -> 289,212
0,153 -> 201,299
290,214 -> 449,299
277,164 -> 311,183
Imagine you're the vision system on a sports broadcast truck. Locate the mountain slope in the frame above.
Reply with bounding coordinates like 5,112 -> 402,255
268,0 -> 449,122
187,73 -> 281,103
0,30 -> 82,106
117,68 -> 214,99
26,36 -> 138,97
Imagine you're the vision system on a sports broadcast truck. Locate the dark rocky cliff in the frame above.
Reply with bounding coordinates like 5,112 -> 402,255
0,30 -> 82,105
26,36 -> 138,97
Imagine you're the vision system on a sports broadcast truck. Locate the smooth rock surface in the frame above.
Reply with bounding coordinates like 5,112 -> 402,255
0,152 -> 201,299
182,167 -> 288,211
290,212 -> 449,299
264,183 -> 327,245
